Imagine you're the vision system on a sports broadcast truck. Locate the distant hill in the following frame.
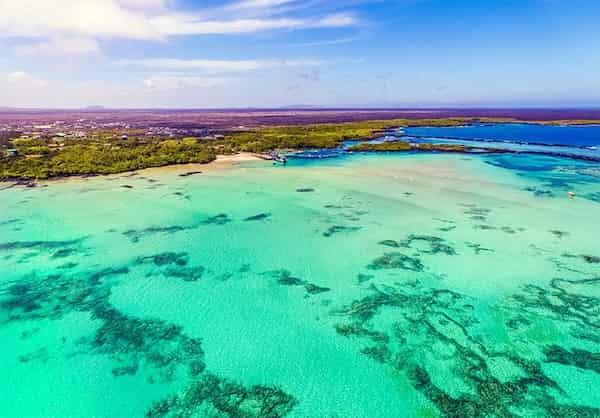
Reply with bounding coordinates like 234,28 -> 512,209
84,105 -> 106,110
279,105 -> 324,110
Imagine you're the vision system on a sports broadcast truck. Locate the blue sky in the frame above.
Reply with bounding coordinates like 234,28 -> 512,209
1,0 -> 599,108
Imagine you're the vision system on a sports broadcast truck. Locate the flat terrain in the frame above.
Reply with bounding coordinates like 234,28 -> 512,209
2,108 -> 600,129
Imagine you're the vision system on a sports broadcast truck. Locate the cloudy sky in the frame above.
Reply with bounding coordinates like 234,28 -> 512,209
1,0 -> 599,108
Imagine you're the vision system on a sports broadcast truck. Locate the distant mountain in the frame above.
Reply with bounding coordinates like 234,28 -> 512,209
84,105 -> 105,110
279,105 -> 325,110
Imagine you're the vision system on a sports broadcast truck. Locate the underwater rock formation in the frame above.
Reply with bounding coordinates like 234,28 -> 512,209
323,225 -> 361,237
0,260 -> 297,416
524,186 -> 555,197
398,234 -> 457,256
323,225 -> 360,238
202,214 -> 231,225
179,171 -> 203,177
136,252 -> 190,267
244,213 -> 271,222
331,276 -> 600,417
549,230 -> 569,239
460,204 -> 492,222
367,252 -> 424,272
0,238 -> 85,252
465,242 -> 493,255
262,269 -> 331,296
145,373 -> 297,418
123,225 -> 193,243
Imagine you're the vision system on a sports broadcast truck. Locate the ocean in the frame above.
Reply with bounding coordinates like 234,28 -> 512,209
1,146 -> 599,416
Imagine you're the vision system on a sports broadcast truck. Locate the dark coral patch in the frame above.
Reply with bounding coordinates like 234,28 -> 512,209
549,230 -> 569,239
398,234 -> 456,256
304,283 -> 331,295
561,253 -> 600,264
244,213 -> 271,222
461,204 -> 493,222
323,225 -> 361,237
474,225 -> 497,231
164,266 -> 205,282
332,279 -> 600,417
146,373 -> 297,418
137,252 -> 189,267
0,238 -> 85,252
263,269 -> 330,296
334,323 -> 389,343
202,214 -> 231,225
544,345 -> 600,373
52,248 -> 77,259
123,225 -> 191,243
582,255 -> 600,264
465,242 -> 493,255
524,186 -> 555,197
296,188 -> 315,193
367,252 -> 424,272
357,273 -> 374,284
378,240 -> 400,248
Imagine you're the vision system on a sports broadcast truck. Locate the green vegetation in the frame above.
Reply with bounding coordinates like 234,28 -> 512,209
347,141 -> 412,152
0,118 -> 473,180
1,137 -> 215,180
222,119 -> 469,152
348,141 -> 468,153
2,116 -> 590,180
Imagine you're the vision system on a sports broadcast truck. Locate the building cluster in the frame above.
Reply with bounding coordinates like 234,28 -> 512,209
0,120 -> 220,141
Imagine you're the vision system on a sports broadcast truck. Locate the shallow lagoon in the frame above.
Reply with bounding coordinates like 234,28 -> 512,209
1,152 -> 599,417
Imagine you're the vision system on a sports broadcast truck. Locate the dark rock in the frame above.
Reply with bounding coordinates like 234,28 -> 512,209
244,213 -> 271,222
368,252 -> 424,272
179,171 -> 203,177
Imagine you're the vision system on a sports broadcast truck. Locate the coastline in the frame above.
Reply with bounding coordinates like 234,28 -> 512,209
0,152 -> 265,188
3,119 -> 600,186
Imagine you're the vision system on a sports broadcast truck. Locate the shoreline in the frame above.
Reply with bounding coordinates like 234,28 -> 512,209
0,152 -> 266,188
3,119 -> 600,186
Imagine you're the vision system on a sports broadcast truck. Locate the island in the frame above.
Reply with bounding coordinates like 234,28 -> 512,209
1,113 -> 599,181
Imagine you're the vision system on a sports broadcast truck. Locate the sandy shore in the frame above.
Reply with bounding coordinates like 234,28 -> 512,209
0,153 -> 266,188
145,152 -> 265,176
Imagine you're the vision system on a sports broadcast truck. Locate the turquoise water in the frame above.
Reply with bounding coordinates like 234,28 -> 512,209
1,152 -> 599,417
405,123 -> 600,147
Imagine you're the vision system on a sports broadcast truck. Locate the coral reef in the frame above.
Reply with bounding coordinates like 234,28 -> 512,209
323,225 -> 361,237
244,213 -> 271,222
367,252 -> 424,272
123,225 -> 193,243
331,272 -> 600,417
146,373 -> 297,418
0,260 -> 297,416
262,269 -> 331,296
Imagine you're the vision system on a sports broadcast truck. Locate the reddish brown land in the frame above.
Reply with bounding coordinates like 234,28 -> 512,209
1,108 -> 600,130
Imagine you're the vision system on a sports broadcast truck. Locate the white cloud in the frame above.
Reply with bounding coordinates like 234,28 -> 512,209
0,0 -> 358,40
117,58 -> 321,72
117,0 -> 170,11
5,71 -> 48,86
149,13 -> 357,36
0,0 -> 161,39
313,13 -> 357,28
143,75 -> 231,90
290,36 -> 359,47
227,0 -> 297,10
14,37 -> 101,56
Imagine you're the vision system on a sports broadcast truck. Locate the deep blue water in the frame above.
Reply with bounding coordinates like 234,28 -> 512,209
405,123 -> 600,147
